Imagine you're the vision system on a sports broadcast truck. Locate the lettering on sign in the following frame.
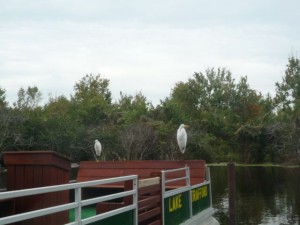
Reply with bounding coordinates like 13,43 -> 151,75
192,186 -> 208,202
168,194 -> 182,212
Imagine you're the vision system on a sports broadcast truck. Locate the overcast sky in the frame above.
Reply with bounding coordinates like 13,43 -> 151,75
1,0 -> 300,106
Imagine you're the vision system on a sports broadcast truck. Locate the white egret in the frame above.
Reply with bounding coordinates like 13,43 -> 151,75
177,124 -> 188,154
94,140 -> 102,161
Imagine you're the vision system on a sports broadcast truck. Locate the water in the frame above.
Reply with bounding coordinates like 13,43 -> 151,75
210,166 -> 300,225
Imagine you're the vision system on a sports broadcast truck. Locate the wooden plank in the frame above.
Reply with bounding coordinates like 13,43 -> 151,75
77,160 -> 206,191
139,177 -> 160,188
78,161 -> 205,173
96,202 -> 125,214
78,165 -> 204,178
38,166 -> 51,225
148,220 -> 161,225
79,160 -> 205,169
139,184 -> 160,196
0,198 -> 15,217
3,151 -> 71,225
3,151 -> 71,171
138,207 -> 161,223
138,196 -> 160,209
6,165 -> 15,190
78,168 -> 159,178
77,169 -> 125,177
78,178 -> 203,188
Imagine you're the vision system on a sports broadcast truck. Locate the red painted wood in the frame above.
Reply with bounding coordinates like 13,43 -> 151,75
3,151 -> 71,171
96,202 -> 125,213
79,160 -> 205,169
0,198 -> 15,218
77,160 -> 206,189
96,176 -> 163,225
137,177 -> 162,225
139,196 -> 160,211
148,220 -> 161,225
2,151 -> 71,225
138,207 -> 161,224
139,184 -> 161,196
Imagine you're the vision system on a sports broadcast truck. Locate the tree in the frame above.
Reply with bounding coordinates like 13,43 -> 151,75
120,122 -> 158,160
71,74 -> 112,126
161,67 -> 269,162
0,87 -> 8,108
13,86 -> 42,109
275,56 -> 300,115
72,74 -> 111,104
68,74 -> 118,161
116,92 -> 152,125
42,95 -> 77,157
272,56 -> 300,163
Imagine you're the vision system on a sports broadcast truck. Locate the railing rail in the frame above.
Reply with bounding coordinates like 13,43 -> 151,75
161,166 -> 190,196
0,165 -> 213,225
0,175 -> 138,225
161,166 -> 212,225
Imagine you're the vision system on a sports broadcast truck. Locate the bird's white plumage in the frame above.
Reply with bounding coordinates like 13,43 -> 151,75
94,139 -> 102,156
177,124 -> 188,154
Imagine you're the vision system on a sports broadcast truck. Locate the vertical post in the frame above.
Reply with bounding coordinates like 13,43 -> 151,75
74,187 -> 82,224
206,166 -> 213,207
133,176 -> 138,225
227,162 -> 237,225
185,166 -> 192,218
161,171 -> 166,225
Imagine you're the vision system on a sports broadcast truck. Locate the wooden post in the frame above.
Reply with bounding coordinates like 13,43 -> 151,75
227,162 -> 237,225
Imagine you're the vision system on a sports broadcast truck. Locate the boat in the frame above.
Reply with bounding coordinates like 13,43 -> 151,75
0,151 -> 219,225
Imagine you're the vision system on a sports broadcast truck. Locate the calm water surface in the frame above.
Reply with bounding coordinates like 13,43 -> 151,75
210,166 -> 300,225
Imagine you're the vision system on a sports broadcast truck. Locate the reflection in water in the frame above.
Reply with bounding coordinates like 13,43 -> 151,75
210,166 -> 300,225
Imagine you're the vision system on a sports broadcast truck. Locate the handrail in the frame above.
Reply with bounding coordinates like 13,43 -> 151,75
161,166 -> 189,224
165,176 -> 187,184
161,166 -> 189,188
0,175 -> 138,225
161,166 -> 212,225
0,175 -> 137,200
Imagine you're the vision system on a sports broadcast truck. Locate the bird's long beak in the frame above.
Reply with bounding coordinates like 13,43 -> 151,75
184,125 -> 189,128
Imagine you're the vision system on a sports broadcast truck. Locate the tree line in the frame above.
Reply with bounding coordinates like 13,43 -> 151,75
1,56 -> 300,164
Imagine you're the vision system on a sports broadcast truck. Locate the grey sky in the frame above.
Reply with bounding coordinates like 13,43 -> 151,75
1,0 -> 300,105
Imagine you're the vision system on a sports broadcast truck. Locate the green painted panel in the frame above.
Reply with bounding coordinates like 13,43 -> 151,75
69,207 -> 134,225
91,210 -> 134,225
164,191 -> 190,225
191,184 -> 210,215
69,206 -> 96,222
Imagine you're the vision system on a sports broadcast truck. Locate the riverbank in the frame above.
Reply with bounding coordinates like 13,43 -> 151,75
207,162 -> 300,168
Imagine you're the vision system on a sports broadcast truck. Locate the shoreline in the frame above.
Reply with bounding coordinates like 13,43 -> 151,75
207,162 -> 300,168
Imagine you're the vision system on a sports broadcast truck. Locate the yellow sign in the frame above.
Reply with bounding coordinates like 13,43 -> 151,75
168,194 -> 182,212
192,186 -> 208,202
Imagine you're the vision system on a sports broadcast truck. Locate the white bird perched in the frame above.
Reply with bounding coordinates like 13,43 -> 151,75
177,124 -> 188,154
94,139 -> 102,157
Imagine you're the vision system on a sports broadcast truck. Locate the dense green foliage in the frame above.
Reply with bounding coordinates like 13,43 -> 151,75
1,57 -> 300,164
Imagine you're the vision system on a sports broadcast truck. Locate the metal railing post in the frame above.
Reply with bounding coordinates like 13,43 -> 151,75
74,187 -> 82,224
206,166 -> 213,208
185,166 -> 193,218
133,177 -> 138,225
